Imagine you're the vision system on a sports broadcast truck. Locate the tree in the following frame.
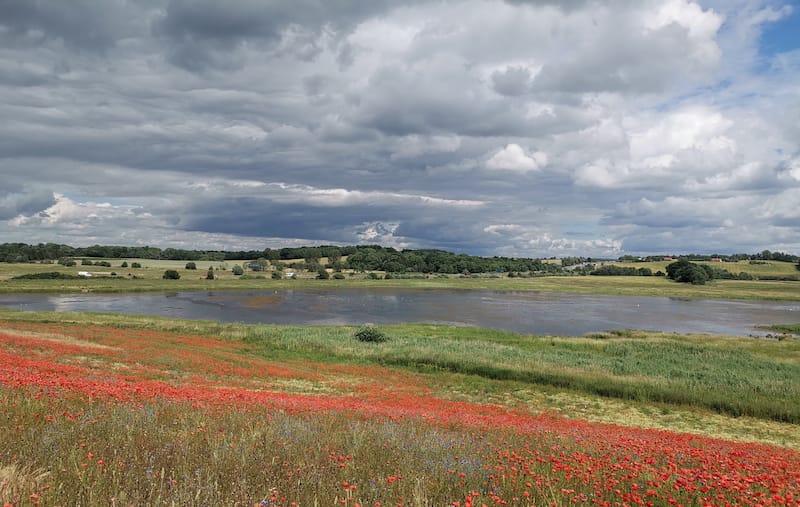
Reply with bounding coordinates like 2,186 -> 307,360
231,265 -> 244,276
666,259 -> 709,285
185,262 -> 197,270
162,270 -> 180,280
206,267 -> 215,280
317,268 -> 330,279
120,261 -> 128,268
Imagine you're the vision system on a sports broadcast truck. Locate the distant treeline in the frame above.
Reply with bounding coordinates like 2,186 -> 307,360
0,243 -> 359,263
0,242 -> 558,275
1,242 -> 797,275
618,250 -> 800,263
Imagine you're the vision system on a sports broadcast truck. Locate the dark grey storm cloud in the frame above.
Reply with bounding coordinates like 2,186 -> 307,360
0,0 -> 798,256
0,185 -> 56,220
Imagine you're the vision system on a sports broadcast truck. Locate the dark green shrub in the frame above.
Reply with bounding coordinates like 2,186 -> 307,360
231,265 -> 244,276
131,262 -> 142,268
333,273 -> 345,279
13,272 -> 79,280
317,269 -> 330,279
162,270 -> 181,280
354,325 -> 388,343
272,272 -> 282,280
185,262 -> 197,270
120,261 -> 128,268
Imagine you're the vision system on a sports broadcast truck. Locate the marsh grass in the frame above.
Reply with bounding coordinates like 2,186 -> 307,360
3,310 -> 798,424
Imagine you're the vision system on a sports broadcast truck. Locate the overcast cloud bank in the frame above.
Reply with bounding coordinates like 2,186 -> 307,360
1,0 -> 798,257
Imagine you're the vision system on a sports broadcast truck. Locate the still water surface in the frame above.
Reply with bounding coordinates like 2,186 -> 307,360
1,288 -> 798,336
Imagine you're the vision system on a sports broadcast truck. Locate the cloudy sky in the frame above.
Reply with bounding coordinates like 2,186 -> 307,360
1,0 -> 799,257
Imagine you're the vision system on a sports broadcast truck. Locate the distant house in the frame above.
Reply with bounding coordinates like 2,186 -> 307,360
284,271 -> 295,278
78,271 -> 92,278
710,257 -> 723,262
663,257 -> 674,261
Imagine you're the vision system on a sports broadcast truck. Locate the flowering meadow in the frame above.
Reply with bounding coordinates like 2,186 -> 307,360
1,316 -> 799,506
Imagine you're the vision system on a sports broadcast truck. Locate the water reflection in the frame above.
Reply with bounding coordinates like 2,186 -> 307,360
0,289 -> 797,337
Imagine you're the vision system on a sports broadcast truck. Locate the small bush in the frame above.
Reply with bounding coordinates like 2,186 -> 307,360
354,325 -> 388,343
333,273 -> 346,279
120,261 -> 128,268
12,272 -> 79,280
231,265 -> 244,276
131,262 -> 142,268
317,269 -> 330,280
162,270 -> 181,280
272,272 -> 282,280
185,262 -> 197,270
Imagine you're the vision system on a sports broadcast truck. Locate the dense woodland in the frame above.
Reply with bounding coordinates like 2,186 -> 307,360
0,242 -> 798,276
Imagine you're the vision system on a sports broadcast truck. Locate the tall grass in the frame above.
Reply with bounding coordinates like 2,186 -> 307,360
240,325 -> 800,422
4,310 -> 796,423
2,314 -> 800,506
0,392 -> 510,506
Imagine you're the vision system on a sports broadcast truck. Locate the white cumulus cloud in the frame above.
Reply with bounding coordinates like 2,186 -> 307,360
486,144 -> 548,172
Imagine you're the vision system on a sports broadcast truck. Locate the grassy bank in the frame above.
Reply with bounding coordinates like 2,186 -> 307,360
769,323 -> 800,334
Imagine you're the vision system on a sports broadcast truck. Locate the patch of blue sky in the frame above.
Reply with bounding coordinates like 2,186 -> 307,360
758,5 -> 799,57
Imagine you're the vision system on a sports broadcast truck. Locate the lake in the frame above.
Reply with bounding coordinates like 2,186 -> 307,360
1,288 -> 798,336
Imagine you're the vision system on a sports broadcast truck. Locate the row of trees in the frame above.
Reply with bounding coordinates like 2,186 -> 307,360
0,243 -> 560,275
343,248 -> 561,274
0,243 -> 361,264
620,250 -> 799,263
2,242 -> 798,275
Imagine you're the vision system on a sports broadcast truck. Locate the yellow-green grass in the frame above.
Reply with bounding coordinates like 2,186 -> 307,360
610,259 -> 799,277
2,261 -> 800,300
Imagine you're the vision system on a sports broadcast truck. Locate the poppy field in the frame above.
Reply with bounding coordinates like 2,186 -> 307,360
1,313 -> 799,506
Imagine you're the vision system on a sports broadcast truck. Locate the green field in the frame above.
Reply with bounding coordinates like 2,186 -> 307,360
2,260 -> 800,300
610,259 -> 800,277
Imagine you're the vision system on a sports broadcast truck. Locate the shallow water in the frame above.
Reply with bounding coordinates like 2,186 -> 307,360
1,288 -> 798,336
